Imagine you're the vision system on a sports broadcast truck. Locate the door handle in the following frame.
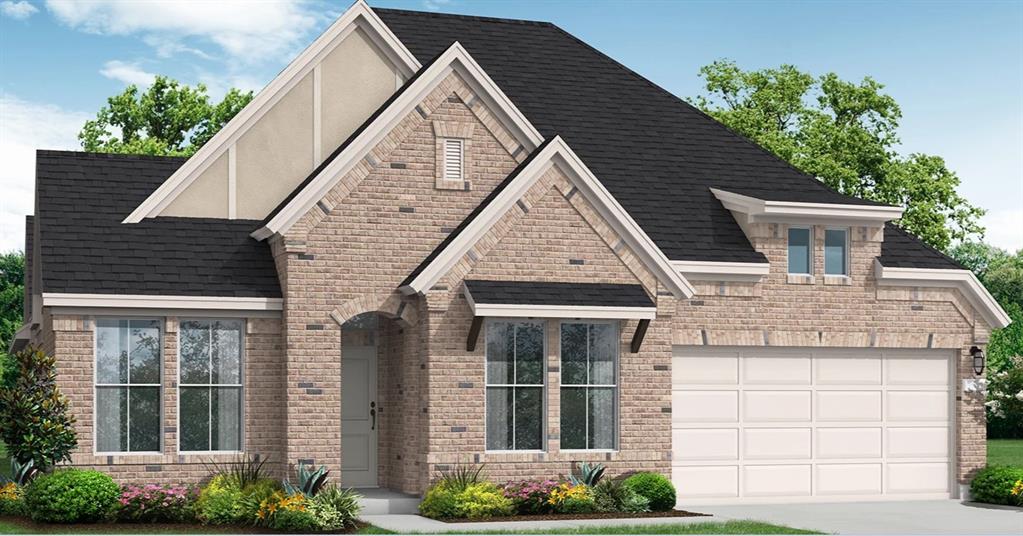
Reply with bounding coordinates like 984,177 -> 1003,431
370,401 -> 376,430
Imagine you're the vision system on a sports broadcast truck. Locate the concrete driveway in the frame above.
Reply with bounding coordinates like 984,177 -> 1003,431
698,500 -> 1022,535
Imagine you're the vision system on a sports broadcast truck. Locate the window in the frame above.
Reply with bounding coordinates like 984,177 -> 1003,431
485,320 -> 544,451
824,228 -> 849,276
179,320 -> 243,452
787,227 -> 812,274
95,319 -> 162,453
560,322 -> 617,450
443,138 -> 464,181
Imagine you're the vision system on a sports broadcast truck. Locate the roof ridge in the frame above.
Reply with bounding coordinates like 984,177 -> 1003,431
37,149 -> 189,162
373,6 -> 555,28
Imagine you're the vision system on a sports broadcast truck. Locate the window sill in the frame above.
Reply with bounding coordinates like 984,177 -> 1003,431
94,451 -> 163,457
484,450 -> 546,455
558,449 -> 618,454
786,274 -> 816,285
823,275 -> 852,286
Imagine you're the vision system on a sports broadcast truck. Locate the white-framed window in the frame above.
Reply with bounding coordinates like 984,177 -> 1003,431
787,226 -> 813,275
485,319 -> 545,451
178,319 -> 244,452
94,318 -> 162,454
443,138 -> 464,182
824,228 -> 849,276
560,321 -> 618,450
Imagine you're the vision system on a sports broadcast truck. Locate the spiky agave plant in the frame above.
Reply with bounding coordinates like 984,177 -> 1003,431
284,462 -> 330,496
569,462 -> 606,487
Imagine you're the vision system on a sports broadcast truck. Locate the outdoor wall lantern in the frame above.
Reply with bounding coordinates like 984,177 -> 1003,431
971,346 -> 986,376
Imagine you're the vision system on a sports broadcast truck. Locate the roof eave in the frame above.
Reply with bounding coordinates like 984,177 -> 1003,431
712,188 -> 903,226
874,260 -> 1012,329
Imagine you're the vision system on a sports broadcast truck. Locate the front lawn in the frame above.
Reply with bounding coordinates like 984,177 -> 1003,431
987,439 -> 1023,467
425,521 -> 821,535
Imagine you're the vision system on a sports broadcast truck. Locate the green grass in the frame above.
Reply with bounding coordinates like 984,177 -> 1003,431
987,439 -> 1023,467
423,521 -> 820,535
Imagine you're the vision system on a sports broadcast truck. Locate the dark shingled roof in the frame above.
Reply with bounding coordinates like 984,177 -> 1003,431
464,280 -> 655,308
374,7 -> 885,263
24,216 -> 33,322
879,223 -> 965,270
35,151 -> 281,298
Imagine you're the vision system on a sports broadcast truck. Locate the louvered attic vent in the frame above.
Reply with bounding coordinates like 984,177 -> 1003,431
443,138 -> 464,181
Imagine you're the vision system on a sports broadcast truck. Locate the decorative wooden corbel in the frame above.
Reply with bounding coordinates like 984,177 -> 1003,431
630,318 -> 650,353
467,316 -> 484,351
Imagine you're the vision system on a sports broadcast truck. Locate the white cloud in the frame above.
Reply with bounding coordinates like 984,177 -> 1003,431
981,208 -> 1023,253
423,0 -> 452,12
0,94 -> 90,252
44,0 -> 322,64
100,60 -> 157,87
0,0 -> 38,20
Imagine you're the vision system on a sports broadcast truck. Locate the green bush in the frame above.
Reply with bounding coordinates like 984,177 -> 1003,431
23,469 -> 119,523
419,483 -> 460,519
0,483 -> 26,516
0,347 -> 77,471
309,486 -> 362,530
420,481 -> 513,519
971,465 -> 1023,505
115,484 -> 196,523
593,479 -> 649,513
622,472 -> 675,512
269,508 -> 320,532
237,478 -> 280,525
196,474 -> 244,524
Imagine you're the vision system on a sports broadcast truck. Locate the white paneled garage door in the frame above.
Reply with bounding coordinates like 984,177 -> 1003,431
672,347 -> 954,503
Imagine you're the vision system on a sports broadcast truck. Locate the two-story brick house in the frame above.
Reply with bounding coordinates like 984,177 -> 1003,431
13,1 -> 1009,505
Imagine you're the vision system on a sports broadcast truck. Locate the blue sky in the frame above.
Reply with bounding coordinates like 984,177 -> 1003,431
1,0 -> 1020,252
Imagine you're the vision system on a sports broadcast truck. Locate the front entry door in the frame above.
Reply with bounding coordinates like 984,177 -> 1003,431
341,344 -> 378,487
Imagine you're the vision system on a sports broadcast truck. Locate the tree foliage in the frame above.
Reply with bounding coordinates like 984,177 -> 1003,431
0,346 -> 77,470
0,251 -> 24,357
79,76 -> 253,157
950,242 -> 1023,373
692,60 -> 984,251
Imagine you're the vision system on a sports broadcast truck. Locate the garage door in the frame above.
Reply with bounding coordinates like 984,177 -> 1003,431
672,347 -> 954,503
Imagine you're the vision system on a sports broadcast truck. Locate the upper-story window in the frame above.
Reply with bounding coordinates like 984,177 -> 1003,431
787,227 -> 812,275
95,319 -> 162,453
824,228 -> 849,276
443,138 -> 464,182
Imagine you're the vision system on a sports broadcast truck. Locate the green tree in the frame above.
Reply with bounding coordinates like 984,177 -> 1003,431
0,251 -> 25,355
692,60 -> 984,251
79,76 -> 253,157
0,347 -> 77,469
951,242 -> 1023,373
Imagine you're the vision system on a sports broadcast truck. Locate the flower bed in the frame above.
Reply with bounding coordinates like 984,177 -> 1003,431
419,463 -> 705,522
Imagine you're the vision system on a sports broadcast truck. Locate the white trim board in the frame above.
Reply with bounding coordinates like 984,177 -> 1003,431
124,0 -> 420,223
671,260 -> 771,282
42,293 -> 283,312
873,261 -> 1011,329
399,136 -> 695,298
712,188 -> 904,226
463,286 -> 655,320
252,41 -> 545,240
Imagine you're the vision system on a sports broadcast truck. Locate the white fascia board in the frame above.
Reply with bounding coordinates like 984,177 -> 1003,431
400,136 -> 695,298
463,285 -> 655,319
124,0 -> 420,223
712,188 -> 903,225
671,260 -> 771,282
42,293 -> 284,312
873,260 -> 1011,329
255,42 -> 544,239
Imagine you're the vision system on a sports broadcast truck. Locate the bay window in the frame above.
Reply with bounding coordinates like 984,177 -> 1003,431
179,319 -> 243,452
485,320 -> 544,451
560,321 -> 618,450
95,319 -> 162,453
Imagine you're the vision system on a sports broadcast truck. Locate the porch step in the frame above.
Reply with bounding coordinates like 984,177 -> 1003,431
355,488 -> 421,515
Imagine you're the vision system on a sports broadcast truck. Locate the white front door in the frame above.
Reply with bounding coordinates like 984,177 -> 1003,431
341,344 -> 378,487
671,347 -> 954,504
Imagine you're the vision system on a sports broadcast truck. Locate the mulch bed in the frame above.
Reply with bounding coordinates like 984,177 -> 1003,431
0,516 -> 372,534
435,510 -> 710,523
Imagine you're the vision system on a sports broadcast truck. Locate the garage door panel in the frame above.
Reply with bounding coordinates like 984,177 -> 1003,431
816,391 -> 882,422
674,391 -> 737,423
744,428 -> 811,460
816,355 -> 881,385
673,466 -> 737,499
743,391 -> 810,422
886,391 -> 949,422
887,463 -> 949,493
887,427 -> 949,458
743,465 -> 811,497
817,463 -> 882,495
742,355 -> 811,385
674,428 -> 738,461
816,427 -> 882,459
673,355 -> 738,385
886,354 -> 949,385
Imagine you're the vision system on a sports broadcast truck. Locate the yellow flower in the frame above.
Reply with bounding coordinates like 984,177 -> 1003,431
1011,479 -> 1023,496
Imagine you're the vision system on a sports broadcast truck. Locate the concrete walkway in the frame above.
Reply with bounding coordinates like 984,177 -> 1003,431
362,500 -> 1023,534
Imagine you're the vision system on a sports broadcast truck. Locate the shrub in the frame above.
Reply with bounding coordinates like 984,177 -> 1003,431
255,490 -> 317,530
420,481 -> 513,520
271,508 -> 320,532
971,465 -> 1023,505
623,472 -> 675,512
419,483 -> 460,519
593,479 -> 649,513
436,462 -> 486,491
1012,479 -> 1023,506
0,483 -> 26,516
987,356 -> 1023,438
24,469 -> 119,523
502,479 -> 558,514
308,486 -> 362,530
283,462 -> 329,497
197,474 -> 244,524
237,478 -> 281,525
547,482 -> 594,514
202,455 -> 271,489
0,347 -> 77,471
569,462 -> 606,487
116,484 -> 196,523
